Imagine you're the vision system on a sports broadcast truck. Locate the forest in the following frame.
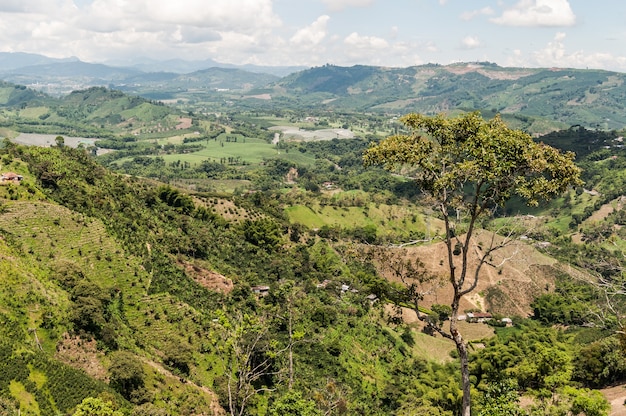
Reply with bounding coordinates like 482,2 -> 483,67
0,79 -> 624,416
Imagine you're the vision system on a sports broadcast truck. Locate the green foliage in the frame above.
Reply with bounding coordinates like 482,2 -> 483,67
0,340 -> 122,414
108,351 -> 146,402
429,304 -> 452,326
0,126 -> 617,416
364,112 -> 582,209
531,275 -> 598,325
241,217 -> 283,252
473,325 -> 578,392
157,185 -> 195,214
573,336 -> 626,388
70,280 -> 112,337
364,112 -> 583,416
528,386 -> 610,416
268,390 -> 321,416
72,397 -> 123,416
477,379 -> 523,416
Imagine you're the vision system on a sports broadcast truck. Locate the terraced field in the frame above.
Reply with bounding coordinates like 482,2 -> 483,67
0,199 -> 227,383
0,201 -> 149,315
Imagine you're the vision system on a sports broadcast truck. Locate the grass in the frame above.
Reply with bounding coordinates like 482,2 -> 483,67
126,136 -> 317,167
409,321 -> 495,363
9,380 -> 40,415
170,178 -> 253,193
285,199 -> 431,239
19,107 -> 49,119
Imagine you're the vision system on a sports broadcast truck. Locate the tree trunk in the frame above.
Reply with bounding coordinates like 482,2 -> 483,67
288,306 -> 294,389
451,296 -> 471,416
456,337 -> 471,416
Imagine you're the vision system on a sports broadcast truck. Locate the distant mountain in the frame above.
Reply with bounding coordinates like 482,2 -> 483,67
0,80 -> 49,106
0,52 -> 78,70
269,63 -> 626,131
0,82 -> 187,138
0,59 -> 145,96
110,57 -> 304,77
3,53 -> 626,132
175,67 -> 279,88
1,61 -> 141,81
114,67 -> 280,101
107,57 -> 223,74
0,54 -> 288,96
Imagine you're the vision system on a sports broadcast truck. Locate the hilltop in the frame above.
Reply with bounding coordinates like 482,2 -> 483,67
1,58 -> 626,133
265,62 -> 626,132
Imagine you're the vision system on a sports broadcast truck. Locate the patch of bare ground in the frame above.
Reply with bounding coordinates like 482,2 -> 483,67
176,117 -> 193,130
179,260 -> 233,294
55,333 -> 108,381
443,64 -> 535,80
374,230 -> 590,317
244,93 -> 271,100
602,384 -> 626,416
585,195 -> 626,224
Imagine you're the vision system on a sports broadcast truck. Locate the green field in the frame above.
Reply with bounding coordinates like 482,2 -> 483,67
131,135 -> 319,167
285,199 -> 440,241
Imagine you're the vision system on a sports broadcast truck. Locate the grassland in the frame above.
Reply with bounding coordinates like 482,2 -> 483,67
285,198 -> 440,241
119,135 -> 318,168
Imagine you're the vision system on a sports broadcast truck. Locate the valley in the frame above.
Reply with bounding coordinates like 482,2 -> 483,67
0,59 -> 624,416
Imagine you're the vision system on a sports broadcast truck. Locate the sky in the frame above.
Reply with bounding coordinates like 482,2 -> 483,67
1,0 -> 625,72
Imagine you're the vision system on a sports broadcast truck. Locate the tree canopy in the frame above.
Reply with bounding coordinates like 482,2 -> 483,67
364,112 -> 582,210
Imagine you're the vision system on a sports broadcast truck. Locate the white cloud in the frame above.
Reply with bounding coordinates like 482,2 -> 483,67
0,0 -> 286,63
504,32 -> 626,72
461,36 -> 481,49
290,15 -> 329,46
177,26 -> 222,44
460,7 -> 494,21
331,37 -> 424,67
344,32 -> 389,50
491,0 -> 576,27
321,0 -> 373,12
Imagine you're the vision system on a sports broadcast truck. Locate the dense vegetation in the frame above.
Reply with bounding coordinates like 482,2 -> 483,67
0,75 -> 624,415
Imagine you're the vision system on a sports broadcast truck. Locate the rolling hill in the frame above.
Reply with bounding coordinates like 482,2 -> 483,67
0,113 -> 624,414
267,62 -> 626,131
2,54 -> 626,134
0,55 -> 286,96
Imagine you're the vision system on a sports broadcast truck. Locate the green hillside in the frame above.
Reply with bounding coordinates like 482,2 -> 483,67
0,123 -> 622,414
0,71 -> 625,415
269,63 -> 626,132
0,144 -> 465,415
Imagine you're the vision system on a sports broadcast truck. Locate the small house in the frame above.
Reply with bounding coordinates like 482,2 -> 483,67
1,172 -> 23,183
501,317 -> 513,327
467,312 -> 493,323
366,294 -> 378,305
251,285 -> 270,297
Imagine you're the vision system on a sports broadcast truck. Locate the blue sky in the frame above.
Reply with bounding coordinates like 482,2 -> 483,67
1,0 -> 625,71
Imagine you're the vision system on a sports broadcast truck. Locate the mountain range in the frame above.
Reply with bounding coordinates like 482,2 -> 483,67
2,53 -> 626,132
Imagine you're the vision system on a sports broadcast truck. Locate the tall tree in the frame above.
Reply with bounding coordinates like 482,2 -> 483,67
363,112 -> 582,416
213,310 -> 284,416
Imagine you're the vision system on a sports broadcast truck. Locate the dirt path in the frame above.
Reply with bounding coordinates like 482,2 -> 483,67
602,384 -> 626,416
